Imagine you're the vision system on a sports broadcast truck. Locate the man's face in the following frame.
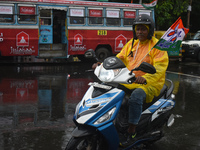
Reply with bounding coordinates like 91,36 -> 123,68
135,24 -> 149,42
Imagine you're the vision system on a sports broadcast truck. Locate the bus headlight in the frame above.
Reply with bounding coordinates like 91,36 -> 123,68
94,107 -> 116,124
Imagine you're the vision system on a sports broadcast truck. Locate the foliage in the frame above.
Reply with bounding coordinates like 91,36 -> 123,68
154,0 -> 189,30
142,0 -> 200,32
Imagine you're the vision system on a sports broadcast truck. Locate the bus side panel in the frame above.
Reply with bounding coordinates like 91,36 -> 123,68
0,29 -> 38,56
67,29 -> 132,55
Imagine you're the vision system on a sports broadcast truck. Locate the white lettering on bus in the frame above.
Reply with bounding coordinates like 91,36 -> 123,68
0,38 -> 3,42
10,46 -> 36,55
70,45 -> 86,51
90,10 -> 101,16
20,7 -> 34,14
126,13 -> 134,17
125,12 -> 135,17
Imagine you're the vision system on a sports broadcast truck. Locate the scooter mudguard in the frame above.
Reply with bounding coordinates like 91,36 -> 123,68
71,122 -> 119,150
71,125 -> 96,137
98,122 -> 119,150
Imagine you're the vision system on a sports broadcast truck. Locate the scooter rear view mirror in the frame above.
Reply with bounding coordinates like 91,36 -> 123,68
84,49 -> 100,62
130,62 -> 156,75
84,49 -> 95,58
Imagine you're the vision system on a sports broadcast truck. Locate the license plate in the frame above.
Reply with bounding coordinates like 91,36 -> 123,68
88,82 -> 112,90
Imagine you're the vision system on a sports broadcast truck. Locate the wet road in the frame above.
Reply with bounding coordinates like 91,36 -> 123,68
0,59 -> 200,150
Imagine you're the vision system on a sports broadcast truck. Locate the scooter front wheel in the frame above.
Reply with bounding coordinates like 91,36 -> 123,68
65,135 -> 108,150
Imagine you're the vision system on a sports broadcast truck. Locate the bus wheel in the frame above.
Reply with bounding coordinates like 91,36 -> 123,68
96,47 -> 111,62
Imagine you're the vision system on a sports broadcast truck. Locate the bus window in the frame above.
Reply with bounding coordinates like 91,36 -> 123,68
139,10 -> 152,17
88,8 -> 103,25
18,5 -> 37,24
40,9 -> 51,25
0,5 -> 14,23
106,9 -> 120,26
123,10 -> 136,26
69,8 -> 85,25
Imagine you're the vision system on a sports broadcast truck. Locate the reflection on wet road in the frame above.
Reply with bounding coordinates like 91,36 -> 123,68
0,60 -> 200,150
0,62 -> 95,150
153,60 -> 200,150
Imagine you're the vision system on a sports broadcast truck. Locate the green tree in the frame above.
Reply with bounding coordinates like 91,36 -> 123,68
154,0 -> 189,30
143,0 -> 200,32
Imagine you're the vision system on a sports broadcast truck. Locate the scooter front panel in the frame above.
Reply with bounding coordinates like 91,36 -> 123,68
75,87 -> 124,124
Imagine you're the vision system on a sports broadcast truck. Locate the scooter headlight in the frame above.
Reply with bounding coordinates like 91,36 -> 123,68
94,107 -> 116,124
98,66 -> 121,82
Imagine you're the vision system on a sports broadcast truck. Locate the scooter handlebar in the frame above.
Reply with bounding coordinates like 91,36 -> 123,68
128,77 -> 147,85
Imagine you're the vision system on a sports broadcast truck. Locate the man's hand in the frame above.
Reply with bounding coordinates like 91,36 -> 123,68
92,62 -> 101,70
135,76 -> 146,84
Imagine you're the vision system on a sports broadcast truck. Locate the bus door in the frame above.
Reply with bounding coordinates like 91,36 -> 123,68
53,10 -> 67,44
38,6 -> 67,58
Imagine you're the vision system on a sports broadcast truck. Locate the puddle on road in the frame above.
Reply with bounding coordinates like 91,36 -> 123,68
0,63 -> 200,150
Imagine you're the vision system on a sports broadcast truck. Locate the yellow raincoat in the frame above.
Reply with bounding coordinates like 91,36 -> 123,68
116,36 -> 169,103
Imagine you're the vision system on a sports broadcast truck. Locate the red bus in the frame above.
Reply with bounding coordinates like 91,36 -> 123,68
0,0 -> 155,62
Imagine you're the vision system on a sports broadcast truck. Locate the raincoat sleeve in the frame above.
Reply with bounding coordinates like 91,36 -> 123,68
116,39 -> 133,64
142,48 -> 169,90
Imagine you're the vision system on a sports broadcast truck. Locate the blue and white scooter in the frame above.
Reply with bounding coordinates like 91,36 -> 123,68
66,50 -> 175,150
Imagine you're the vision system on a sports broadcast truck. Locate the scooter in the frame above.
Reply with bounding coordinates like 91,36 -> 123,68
65,50 -> 175,150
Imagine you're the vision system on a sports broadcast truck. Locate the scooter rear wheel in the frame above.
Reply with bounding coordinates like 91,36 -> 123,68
65,135 -> 108,150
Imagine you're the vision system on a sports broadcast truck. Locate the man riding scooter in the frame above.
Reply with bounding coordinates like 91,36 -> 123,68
92,14 -> 169,147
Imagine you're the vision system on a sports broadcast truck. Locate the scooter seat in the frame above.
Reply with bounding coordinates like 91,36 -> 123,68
143,84 -> 168,110
119,84 -> 168,110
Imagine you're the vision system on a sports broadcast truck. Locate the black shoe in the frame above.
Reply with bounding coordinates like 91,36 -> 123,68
120,132 -> 137,147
